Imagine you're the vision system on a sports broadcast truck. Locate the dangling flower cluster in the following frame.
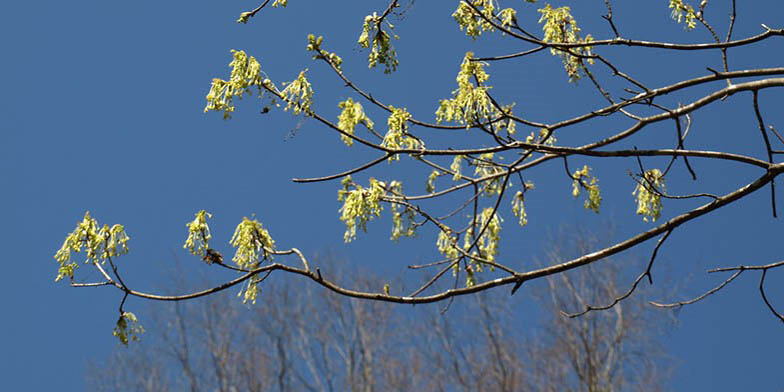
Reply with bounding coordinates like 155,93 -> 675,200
306,34 -> 343,72
183,210 -> 212,259
382,106 -> 422,160
473,153 -> 504,196
204,50 -> 265,119
452,0 -> 496,38
450,155 -> 464,180
230,217 -> 276,304
388,181 -> 417,241
633,169 -> 666,222
538,5 -> 595,82
113,312 -> 145,346
357,12 -> 399,74
338,176 -> 388,242
511,186 -> 532,227
436,228 -> 460,260
230,217 -> 276,270
525,128 -> 557,146
54,211 -> 130,282
473,207 -> 503,263
426,170 -> 441,193
499,8 -> 517,28
572,165 -> 601,213
669,0 -> 697,30
337,97 -> 374,146
452,0 -> 520,39
436,52 -> 500,127
280,70 -> 314,115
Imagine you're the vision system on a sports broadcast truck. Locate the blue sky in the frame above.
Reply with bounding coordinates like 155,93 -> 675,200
1,1 -> 783,390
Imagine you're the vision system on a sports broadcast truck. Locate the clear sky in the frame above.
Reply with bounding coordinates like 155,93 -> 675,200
1,1 -> 783,390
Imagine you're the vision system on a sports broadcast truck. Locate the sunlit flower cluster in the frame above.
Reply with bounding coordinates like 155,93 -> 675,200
54,211 -> 130,282
183,210 -> 212,258
230,217 -> 276,269
204,50 -> 265,119
633,169 -> 666,222
669,0 -> 697,29
280,70 -> 314,115
338,176 -> 387,242
358,12 -> 399,74
382,106 -> 422,160
307,34 -> 343,71
538,5 -> 595,82
337,97 -> 374,146
436,52 -> 500,126
113,312 -> 144,347
473,153 -> 504,196
572,165 -> 602,213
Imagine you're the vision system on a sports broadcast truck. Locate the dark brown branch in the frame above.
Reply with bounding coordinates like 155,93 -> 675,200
602,0 -> 620,38
652,260 -> 784,315
708,260 -> 784,273
293,154 -> 391,183
563,229 -> 672,318
650,270 -> 742,308
752,90 -> 777,217
759,269 -> 784,323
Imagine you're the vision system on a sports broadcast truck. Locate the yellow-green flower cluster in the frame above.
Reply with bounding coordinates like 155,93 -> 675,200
475,207 -> 502,263
306,34 -> 343,71
230,217 -> 276,270
452,0 -> 495,38
669,0 -> 697,29
280,70 -> 314,115
452,0 -> 519,38
436,52 -> 498,126
241,278 -> 261,305
338,176 -> 387,242
499,8 -> 517,29
113,312 -> 144,346
388,182 -> 416,241
525,128 -> 557,146
183,210 -> 212,258
205,50 -> 264,119
436,229 -> 459,260
54,211 -> 130,282
511,190 -> 528,226
538,5 -> 595,82
633,168 -> 666,222
473,153 -> 504,196
382,106 -> 421,160
426,170 -> 441,193
357,12 -> 399,74
337,98 -> 373,146
450,155 -> 464,180
572,165 -> 601,213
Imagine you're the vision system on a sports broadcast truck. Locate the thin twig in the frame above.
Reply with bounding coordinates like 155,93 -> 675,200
650,270 -> 742,308
293,154 -> 391,183
759,269 -> 784,323
564,229 -> 672,318
752,90 -> 777,217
